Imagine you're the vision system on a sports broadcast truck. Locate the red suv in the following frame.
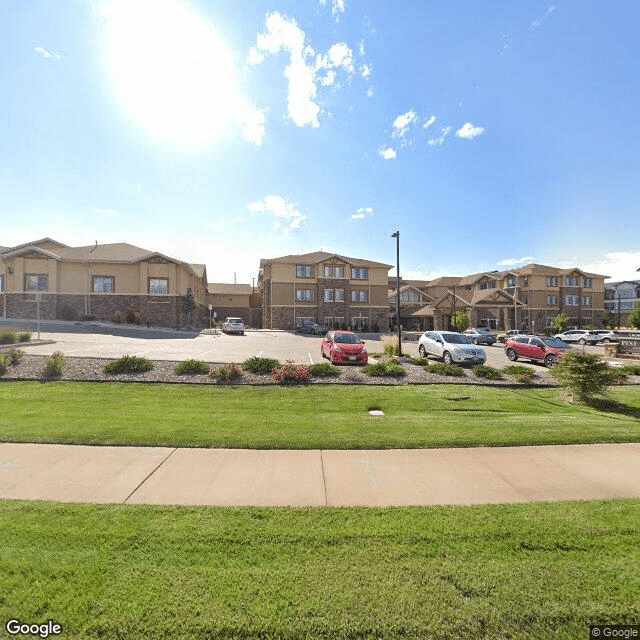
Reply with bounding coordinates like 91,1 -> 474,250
504,335 -> 571,367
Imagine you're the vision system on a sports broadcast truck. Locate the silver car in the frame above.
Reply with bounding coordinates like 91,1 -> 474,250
418,331 -> 486,365
553,330 -> 599,345
221,317 -> 245,335
463,328 -> 497,345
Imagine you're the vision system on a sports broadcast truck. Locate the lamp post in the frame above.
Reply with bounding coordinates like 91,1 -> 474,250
391,231 -> 403,357
208,304 -> 213,330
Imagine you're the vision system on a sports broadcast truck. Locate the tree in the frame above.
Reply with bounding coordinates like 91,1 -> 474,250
552,313 -> 568,333
627,302 -> 640,329
451,312 -> 470,332
550,351 -> 616,403
602,310 -> 616,330
180,288 -> 198,326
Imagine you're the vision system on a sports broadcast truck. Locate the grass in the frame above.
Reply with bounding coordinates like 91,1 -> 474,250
0,381 -> 638,449
0,499 -> 638,639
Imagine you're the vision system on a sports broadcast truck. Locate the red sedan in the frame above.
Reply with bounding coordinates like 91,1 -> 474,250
321,330 -> 368,365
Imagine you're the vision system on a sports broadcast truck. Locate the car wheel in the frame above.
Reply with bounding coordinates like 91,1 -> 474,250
320,347 -> 325,359
472,338 -> 479,345
418,345 -> 427,357
544,354 -> 557,367
578,338 -> 586,345
506,348 -> 518,361
443,351 -> 453,365
603,338 -> 610,343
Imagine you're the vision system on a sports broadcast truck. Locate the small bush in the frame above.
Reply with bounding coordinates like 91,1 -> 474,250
363,361 -> 406,377
380,335 -> 399,356
18,332 -> 31,342
104,355 -> 154,373
620,363 -> 640,376
174,359 -> 210,375
411,356 -> 430,366
550,351 -> 616,402
0,328 -> 18,344
61,304 -> 76,321
114,311 -> 122,324
6,348 -> 25,366
242,356 -> 281,374
272,361 -> 310,385
425,363 -> 465,376
0,353 -> 9,375
309,362 -> 341,377
126,309 -> 137,324
502,365 -> 536,376
514,372 -> 535,384
44,351 -> 66,377
209,362 -> 243,383
472,365 -> 504,380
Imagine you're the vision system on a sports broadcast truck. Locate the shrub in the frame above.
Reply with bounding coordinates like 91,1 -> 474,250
550,351 -> 616,402
0,328 -> 18,344
126,310 -> 137,324
411,356 -> 430,366
174,359 -> 210,375
6,348 -> 25,366
502,365 -> 536,377
620,363 -> 640,376
18,332 -> 31,342
425,363 -> 465,376
380,335 -> 399,356
114,311 -> 122,324
451,312 -> 470,332
272,361 -> 311,384
472,365 -> 504,380
104,355 -> 154,373
242,356 -> 281,374
553,313 -> 569,333
43,351 -> 66,377
0,353 -> 9,376
309,362 -> 341,377
362,361 -> 406,377
372,322 -> 380,333
209,362 -> 243,383
61,304 -> 76,321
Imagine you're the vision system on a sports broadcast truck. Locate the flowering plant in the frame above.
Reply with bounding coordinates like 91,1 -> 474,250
272,360 -> 311,385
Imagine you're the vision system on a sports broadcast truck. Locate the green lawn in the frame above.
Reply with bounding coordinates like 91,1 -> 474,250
0,381 -> 638,449
1,499 -> 638,639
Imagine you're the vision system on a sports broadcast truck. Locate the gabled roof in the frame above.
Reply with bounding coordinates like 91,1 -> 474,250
207,283 -> 252,295
1,238 -> 69,255
260,251 -> 392,269
421,276 -> 462,287
469,288 -> 525,306
387,284 -> 434,303
189,264 -> 206,279
1,245 -> 63,260
458,271 -> 499,286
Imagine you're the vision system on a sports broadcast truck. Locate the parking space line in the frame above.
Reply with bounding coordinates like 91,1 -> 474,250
62,346 -> 108,354
133,346 -> 170,356
193,348 -> 218,360
307,353 -> 314,364
256,350 -> 264,357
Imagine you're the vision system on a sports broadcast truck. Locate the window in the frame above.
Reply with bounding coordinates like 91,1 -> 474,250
522,276 -> 529,286
565,276 -> 579,286
583,278 -> 592,288
324,265 -> 345,278
335,289 -> 344,302
296,316 -> 314,326
480,281 -> 496,290
351,317 -> 366,328
296,289 -> 314,301
25,275 -> 48,292
351,267 -> 368,280
564,295 -> 578,306
547,276 -> 558,286
546,295 -> 558,305
296,265 -> 314,278
92,276 -> 114,293
324,289 -> 333,302
323,317 -> 332,327
149,278 -> 168,295
400,291 -> 421,302
582,296 -> 592,306
507,277 -> 516,287
351,290 -> 368,302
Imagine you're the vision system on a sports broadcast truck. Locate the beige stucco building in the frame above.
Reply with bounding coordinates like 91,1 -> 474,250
206,283 -> 261,328
0,238 -> 207,327
259,251 -> 393,331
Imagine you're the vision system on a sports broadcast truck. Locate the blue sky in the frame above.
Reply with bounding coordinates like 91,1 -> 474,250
2,0 -> 639,284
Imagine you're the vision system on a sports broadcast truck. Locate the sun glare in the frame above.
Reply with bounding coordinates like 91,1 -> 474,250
102,0 -> 238,145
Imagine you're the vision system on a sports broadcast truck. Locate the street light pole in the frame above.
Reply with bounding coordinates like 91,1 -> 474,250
208,304 -> 212,330
391,231 -> 403,357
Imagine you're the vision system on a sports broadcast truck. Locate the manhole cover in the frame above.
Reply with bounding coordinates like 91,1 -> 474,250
368,410 -> 384,416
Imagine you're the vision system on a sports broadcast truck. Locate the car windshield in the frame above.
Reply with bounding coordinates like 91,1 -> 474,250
443,334 -> 471,344
228,318 -> 242,323
542,337 -> 570,348
335,333 -> 359,344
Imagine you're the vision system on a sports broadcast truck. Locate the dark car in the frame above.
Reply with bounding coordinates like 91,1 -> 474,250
504,335 -> 571,367
463,328 -> 497,345
296,321 -> 329,335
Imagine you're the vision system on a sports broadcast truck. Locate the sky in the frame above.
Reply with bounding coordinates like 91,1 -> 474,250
1,0 -> 639,284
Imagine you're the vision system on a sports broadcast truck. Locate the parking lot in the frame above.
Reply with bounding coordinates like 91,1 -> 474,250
3,319 -> 606,370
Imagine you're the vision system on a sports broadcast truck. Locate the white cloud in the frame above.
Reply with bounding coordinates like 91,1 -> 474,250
351,207 -> 374,220
456,122 -> 485,140
392,109 -> 418,138
427,126 -> 452,146
34,46 -> 65,61
91,207 -> 119,218
496,256 -> 535,267
237,100 -> 266,146
247,195 -> 309,235
358,40 -> 366,56
579,252 -> 640,282
532,5 -> 555,28
320,0 -> 345,21
360,63 -> 371,78
326,42 -> 354,74
366,86 -> 374,98
378,146 -> 396,160
422,115 -> 436,129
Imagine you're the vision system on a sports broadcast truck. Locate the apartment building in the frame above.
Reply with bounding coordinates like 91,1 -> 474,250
395,264 -> 608,331
604,280 -> 640,326
0,238 -> 207,327
259,251 -> 392,330
206,283 -> 261,328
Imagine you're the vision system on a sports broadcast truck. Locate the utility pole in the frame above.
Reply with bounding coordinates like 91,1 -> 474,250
391,231 -> 403,356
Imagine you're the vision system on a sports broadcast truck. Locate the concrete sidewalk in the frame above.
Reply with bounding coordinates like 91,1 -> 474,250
1,442 -> 639,507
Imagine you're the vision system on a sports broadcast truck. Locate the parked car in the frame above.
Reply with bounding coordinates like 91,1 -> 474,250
418,331 -> 486,365
463,328 -> 497,345
504,335 -> 571,367
296,321 -> 329,335
320,330 -> 368,364
553,330 -> 599,345
497,329 -> 527,343
221,317 -> 245,334
592,330 -> 620,343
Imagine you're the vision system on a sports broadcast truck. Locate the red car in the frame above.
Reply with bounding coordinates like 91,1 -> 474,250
321,330 -> 368,365
504,335 -> 570,367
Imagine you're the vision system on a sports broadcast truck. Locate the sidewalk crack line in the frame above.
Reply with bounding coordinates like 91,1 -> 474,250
123,448 -> 177,504
320,450 -> 328,506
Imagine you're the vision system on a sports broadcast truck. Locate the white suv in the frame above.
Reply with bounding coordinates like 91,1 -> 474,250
222,317 -> 245,335
418,331 -> 486,365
